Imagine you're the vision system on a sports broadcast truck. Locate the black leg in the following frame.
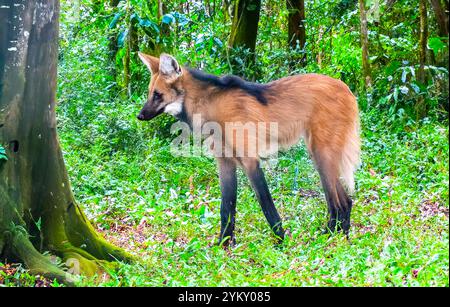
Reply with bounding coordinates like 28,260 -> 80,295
319,171 -> 352,237
336,181 -> 353,236
240,159 -> 284,243
319,175 -> 338,234
217,158 -> 237,246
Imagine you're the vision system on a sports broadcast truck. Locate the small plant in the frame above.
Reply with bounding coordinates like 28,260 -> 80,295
0,145 -> 7,161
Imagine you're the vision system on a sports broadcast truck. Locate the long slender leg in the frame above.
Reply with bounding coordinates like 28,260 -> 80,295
316,155 -> 352,236
217,157 -> 238,246
240,158 -> 285,242
336,180 -> 353,235
318,172 -> 339,233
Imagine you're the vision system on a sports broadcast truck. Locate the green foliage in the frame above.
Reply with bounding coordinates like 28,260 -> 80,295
428,37 -> 447,56
0,262 -> 63,287
77,0 -> 448,118
49,0 -> 450,286
373,60 -> 448,118
58,105 -> 449,286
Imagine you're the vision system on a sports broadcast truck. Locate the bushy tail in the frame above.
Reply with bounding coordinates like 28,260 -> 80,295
339,117 -> 361,194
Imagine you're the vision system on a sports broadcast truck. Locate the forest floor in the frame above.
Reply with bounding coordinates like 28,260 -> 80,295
72,112 -> 448,287
53,105 -> 447,286
2,93 -> 449,288
5,109 -> 448,286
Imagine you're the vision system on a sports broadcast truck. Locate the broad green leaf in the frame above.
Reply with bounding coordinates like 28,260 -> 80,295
428,37 -> 446,56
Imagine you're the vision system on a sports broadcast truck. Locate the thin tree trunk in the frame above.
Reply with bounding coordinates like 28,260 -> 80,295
129,13 -> 139,91
330,24 -> 333,62
205,0 -> 211,16
0,0 -> 132,284
317,26 -> 324,68
229,0 -> 261,53
123,0 -> 138,97
430,0 -> 448,37
157,0 -> 163,20
359,0 -> 372,90
228,0 -> 261,78
223,0 -> 232,22
159,0 -> 170,54
418,0 -> 428,85
108,0 -> 120,84
287,0 -> 306,67
417,0 -> 429,117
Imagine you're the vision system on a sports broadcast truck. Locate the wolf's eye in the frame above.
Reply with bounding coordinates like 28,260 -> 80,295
153,91 -> 163,102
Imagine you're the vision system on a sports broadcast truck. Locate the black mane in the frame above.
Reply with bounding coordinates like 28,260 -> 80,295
187,68 -> 269,105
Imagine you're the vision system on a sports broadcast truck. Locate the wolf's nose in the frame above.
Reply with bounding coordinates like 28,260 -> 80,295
137,114 -> 145,120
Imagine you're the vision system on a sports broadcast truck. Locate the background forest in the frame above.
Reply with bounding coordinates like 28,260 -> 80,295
1,0 -> 448,286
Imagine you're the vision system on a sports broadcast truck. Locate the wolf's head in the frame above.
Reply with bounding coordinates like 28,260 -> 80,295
137,52 -> 185,121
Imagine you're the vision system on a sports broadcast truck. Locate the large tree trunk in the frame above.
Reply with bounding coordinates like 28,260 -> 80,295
0,0 -> 132,284
228,0 -> 261,78
430,0 -> 448,38
358,0 -> 372,90
287,0 -> 306,67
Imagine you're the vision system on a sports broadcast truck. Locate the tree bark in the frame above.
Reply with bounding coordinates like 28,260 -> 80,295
228,0 -> 261,78
123,1 -> 131,96
108,0 -> 120,84
359,0 -> 372,90
317,26 -> 324,68
157,0 -> 164,20
430,0 -> 448,37
287,0 -> 306,67
123,0 -> 139,97
418,0 -> 428,85
416,0 -> 429,117
0,0 -> 132,284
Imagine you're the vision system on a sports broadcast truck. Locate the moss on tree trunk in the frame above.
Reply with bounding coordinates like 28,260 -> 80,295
0,0 -> 133,285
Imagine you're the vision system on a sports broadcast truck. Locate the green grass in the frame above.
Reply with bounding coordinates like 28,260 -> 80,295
0,262 -> 64,287
69,113 -> 448,286
4,64 -> 448,289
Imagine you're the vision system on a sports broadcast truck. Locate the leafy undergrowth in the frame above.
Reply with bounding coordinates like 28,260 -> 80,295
0,263 -> 63,287
58,105 -> 448,287
31,9 -> 446,285
5,85 -> 448,286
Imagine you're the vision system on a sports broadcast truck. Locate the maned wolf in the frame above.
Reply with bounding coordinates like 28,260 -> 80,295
137,52 -> 360,245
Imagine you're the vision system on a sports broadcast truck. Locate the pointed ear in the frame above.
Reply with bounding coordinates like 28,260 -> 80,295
138,52 -> 159,74
159,53 -> 182,82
